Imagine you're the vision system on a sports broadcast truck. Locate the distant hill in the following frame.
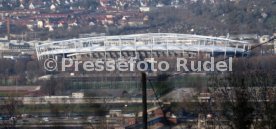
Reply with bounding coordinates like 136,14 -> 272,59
120,0 -> 276,35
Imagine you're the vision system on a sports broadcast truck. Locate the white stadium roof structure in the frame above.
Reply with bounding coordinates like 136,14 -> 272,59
36,33 -> 251,60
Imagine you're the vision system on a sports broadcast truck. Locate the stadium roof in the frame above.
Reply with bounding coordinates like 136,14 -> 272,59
36,33 -> 251,59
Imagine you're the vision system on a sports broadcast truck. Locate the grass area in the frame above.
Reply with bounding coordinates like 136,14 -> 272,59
0,92 -> 25,97
15,104 -> 154,115
69,81 -> 140,90
67,75 -> 208,90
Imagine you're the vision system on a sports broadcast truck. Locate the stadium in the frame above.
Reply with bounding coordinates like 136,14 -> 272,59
36,33 -> 251,60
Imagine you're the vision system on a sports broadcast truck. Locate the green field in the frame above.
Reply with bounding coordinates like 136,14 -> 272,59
68,76 -> 207,89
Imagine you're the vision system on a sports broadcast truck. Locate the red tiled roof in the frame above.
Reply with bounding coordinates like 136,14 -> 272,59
32,13 -> 69,19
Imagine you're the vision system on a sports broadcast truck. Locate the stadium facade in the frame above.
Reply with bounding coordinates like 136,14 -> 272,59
36,33 -> 251,60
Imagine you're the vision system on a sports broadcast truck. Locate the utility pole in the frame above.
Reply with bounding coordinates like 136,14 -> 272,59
273,34 -> 276,54
6,15 -> 10,41
141,72 -> 147,129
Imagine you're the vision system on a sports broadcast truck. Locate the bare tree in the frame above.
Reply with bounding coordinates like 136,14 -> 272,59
0,97 -> 21,128
207,56 -> 276,129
